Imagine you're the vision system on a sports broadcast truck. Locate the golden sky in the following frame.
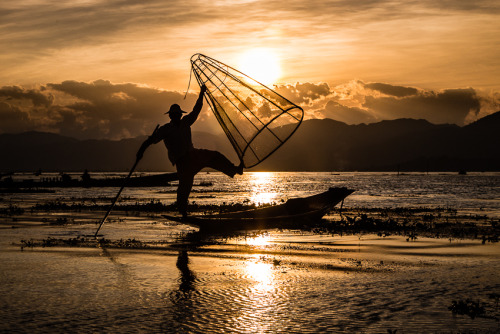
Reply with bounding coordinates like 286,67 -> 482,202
1,0 -> 500,138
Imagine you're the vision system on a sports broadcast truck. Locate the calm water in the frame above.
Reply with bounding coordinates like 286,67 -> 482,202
4,171 -> 500,216
1,172 -> 500,333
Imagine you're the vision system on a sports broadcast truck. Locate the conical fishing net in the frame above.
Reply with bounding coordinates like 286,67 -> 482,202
190,53 -> 304,168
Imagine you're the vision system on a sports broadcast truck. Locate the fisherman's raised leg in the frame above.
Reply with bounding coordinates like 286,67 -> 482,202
195,149 -> 243,177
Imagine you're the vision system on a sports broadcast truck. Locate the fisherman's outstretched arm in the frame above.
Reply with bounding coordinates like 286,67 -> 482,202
185,85 -> 207,125
136,125 -> 163,160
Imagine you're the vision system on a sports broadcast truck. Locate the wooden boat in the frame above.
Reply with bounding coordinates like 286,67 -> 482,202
164,187 -> 354,232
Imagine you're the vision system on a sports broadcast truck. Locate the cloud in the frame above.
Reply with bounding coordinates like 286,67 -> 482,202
1,0 -> 498,98
319,100 -> 378,124
1,1 -> 211,52
364,82 -> 418,97
1,80 -> 498,139
45,80 -> 198,138
1,0 -> 499,93
362,88 -> 481,125
0,102 -> 34,133
475,90 -> 500,123
311,81 -> 495,126
0,80 -> 218,139
274,82 -> 332,105
0,86 -> 53,107
257,102 -> 273,119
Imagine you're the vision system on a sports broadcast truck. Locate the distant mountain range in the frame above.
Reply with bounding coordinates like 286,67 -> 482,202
1,111 -> 499,172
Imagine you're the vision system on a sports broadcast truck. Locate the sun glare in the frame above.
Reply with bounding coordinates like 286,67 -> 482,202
238,48 -> 281,86
246,234 -> 271,247
249,172 -> 279,205
246,257 -> 273,287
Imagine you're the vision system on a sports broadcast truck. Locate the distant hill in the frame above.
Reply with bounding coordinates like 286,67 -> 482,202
1,112 -> 499,172
0,130 -> 235,172
258,112 -> 499,171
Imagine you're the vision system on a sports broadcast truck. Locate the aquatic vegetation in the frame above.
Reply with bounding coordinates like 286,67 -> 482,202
20,236 -> 90,248
49,217 -> 70,225
0,204 -> 24,216
100,238 -> 148,249
489,293 -> 500,309
18,237 -> 148,249
30,199 -> 270,214
323,207 -> 500,241
447,295 -> 500,322
448,299 -> 486,319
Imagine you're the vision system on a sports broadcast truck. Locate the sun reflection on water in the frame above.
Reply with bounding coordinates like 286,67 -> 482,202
249,172 -> 279,205
246,234 -> 271,247
230,256 -> 279,333
245,256 -> 274,293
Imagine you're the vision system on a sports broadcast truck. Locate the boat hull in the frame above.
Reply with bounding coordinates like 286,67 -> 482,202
164,187 -> 354,232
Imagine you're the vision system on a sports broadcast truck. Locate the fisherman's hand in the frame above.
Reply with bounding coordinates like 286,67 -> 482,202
201,84 -> 207,94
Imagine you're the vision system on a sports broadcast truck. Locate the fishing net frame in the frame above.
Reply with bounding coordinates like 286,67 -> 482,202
190,53 -> 304,168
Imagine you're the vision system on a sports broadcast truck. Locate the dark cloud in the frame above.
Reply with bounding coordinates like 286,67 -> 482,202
364,82 -> 418,97
313,82 -> 499,126
424,0 -> 500,13
238,97 -> 256,111
2,0 -> 498,96
0,102 -> 34,133
363,88 -> 481,125
257,102 -> 273,119
5,0 -> 497,54
1,80 -> 497,138
321,100 -> 378,124
274,82 -> 332,105
0,80 -> 214,139
0,86 -> 53,107
1,1 -> 210,52
46,80 -> 195,138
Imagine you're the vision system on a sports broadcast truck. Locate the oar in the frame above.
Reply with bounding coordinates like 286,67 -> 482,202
94,125 -> 159,238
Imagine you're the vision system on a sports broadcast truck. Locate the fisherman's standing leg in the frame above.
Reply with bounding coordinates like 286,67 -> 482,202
176,164 -> 194,217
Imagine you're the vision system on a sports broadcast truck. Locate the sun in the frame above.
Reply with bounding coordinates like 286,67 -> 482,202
238,48 -> 281,86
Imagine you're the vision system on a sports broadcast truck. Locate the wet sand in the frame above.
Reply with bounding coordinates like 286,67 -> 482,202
1,216 -> 499,333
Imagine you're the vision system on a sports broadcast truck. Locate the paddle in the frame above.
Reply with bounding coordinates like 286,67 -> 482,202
94,124 -> 159,238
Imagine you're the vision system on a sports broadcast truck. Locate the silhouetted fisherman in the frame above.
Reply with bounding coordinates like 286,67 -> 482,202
137,85 -> 243,217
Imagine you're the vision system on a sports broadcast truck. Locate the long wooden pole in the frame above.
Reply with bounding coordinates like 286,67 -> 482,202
93,159 -> 139,238
94,125 -> 159,238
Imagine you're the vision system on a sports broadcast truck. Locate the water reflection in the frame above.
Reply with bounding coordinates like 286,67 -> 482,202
249,172 -> 279,204
229,255 -> 283,332
164,250 -> 197,332
246,256 -> 274,292
246,234 -> 271,247
176,250 -> 196,292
